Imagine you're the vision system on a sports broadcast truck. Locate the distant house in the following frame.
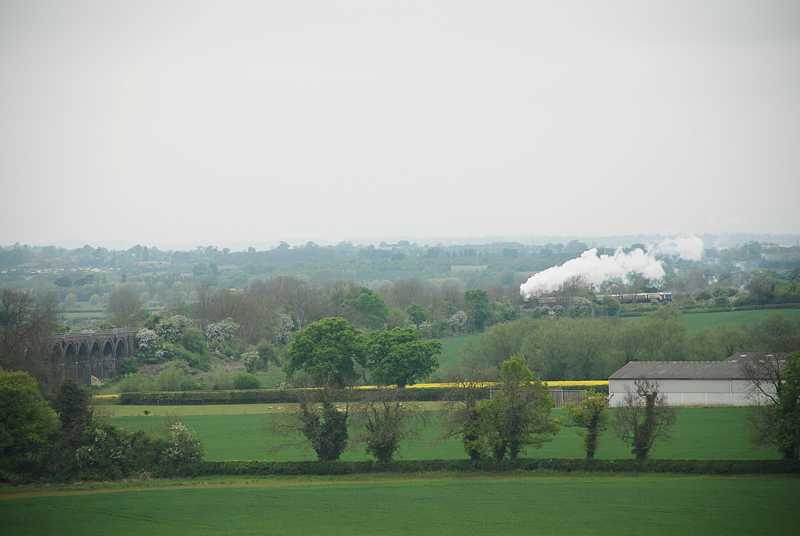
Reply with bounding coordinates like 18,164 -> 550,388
608,353 -> 786,407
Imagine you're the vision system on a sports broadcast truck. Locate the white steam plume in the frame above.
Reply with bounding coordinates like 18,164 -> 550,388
650,236 -> 704,261
519,236 -> 704,299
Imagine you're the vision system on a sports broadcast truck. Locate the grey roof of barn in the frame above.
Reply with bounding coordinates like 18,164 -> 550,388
609,353 -> 788,381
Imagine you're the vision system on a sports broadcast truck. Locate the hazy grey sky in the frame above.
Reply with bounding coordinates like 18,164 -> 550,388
1,0 -> 799,248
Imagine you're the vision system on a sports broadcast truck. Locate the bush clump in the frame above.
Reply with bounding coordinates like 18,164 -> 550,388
233,373 -> 261,390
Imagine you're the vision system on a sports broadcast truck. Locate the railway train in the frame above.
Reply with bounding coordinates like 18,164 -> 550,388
595,292 -> 673,304
524,292 -> 673,307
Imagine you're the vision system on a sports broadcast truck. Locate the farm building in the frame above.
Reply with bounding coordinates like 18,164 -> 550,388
608,352 -> 786,407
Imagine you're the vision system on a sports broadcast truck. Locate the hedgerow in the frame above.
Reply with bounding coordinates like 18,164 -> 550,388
170,458 -> 800,477
118,386 -> 484,405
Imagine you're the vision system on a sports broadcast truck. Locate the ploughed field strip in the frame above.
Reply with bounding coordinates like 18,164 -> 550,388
107,406 -> 778,462
2,475 -> 798,536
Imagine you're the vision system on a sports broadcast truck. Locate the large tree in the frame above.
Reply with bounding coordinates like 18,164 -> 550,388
53,380 -> 93,449
464,289 -> 491,332
364,327 -> 441,388
613,379 -> 677,461
0,369 -> 58,473
743,352 -> 800,460
108,286 -> 143,327
342,287 -> 389,330
567,391 -> 609,459
470,356 -> 558,461
0,288 -> 58,387
286,317 -> 364,387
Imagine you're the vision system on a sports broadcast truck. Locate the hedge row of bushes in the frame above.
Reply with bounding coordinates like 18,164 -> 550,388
118,387 -> 493,405
178,458 -> 800,477
118,385 -> 606,405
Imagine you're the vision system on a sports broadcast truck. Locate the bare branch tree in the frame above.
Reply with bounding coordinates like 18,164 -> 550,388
741,352 -> 799,460
442,379 -> 487,462
741,353 -> 785,406
351,389 -> 424,464
613,378 -> 676,461
0,289 -> 58,389
268,387 -> 351,461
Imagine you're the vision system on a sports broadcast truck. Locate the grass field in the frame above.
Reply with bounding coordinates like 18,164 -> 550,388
104,405 -> 778,462
432,333 -> 482,379
625,307 -> 800,333
2,474 -> 798,535
252,366 -> 287,389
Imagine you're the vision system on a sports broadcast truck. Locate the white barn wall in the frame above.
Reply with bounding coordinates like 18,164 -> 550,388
608,379 -> 773,407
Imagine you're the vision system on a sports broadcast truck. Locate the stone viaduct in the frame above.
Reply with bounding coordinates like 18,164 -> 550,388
50,328 -> 137,385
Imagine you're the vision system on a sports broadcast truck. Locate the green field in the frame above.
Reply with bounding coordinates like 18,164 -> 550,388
2,474 -> 798,535
432,333 -> 482,379
625,308 -> 800,333
105,405 -> 778,462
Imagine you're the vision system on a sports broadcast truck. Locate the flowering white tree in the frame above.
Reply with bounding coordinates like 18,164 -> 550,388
135,328 -> 159,354
448,310 -> 468,334
273,312 -> 295,345
155,315 -> 193,343
163,421 -> 203,467
205,318 -> 240,355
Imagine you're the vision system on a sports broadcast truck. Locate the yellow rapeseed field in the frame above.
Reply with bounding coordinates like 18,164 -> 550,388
93,380 -> 608,402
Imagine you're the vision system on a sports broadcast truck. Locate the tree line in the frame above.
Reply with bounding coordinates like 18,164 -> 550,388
459,309 -> 800,380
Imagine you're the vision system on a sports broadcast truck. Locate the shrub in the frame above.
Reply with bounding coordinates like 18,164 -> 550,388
242,351 -> 262,373
155,363 -> 203,392
117,373 -> 156,393
181,327 -> 207,354
233,373 -> 261,390
74,423 -> 161,480
117,358 -> 139,376
159,343 -> 209,371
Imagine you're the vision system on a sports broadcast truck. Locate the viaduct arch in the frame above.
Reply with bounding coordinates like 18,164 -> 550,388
50,328 -> 137,385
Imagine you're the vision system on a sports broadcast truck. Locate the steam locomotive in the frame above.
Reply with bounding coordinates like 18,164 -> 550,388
596,292 -> 673,304
525,292 -> 672,307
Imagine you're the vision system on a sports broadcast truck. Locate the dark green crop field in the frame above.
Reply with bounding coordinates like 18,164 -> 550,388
106,405 -> 778,462
2,474 -> 798,536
